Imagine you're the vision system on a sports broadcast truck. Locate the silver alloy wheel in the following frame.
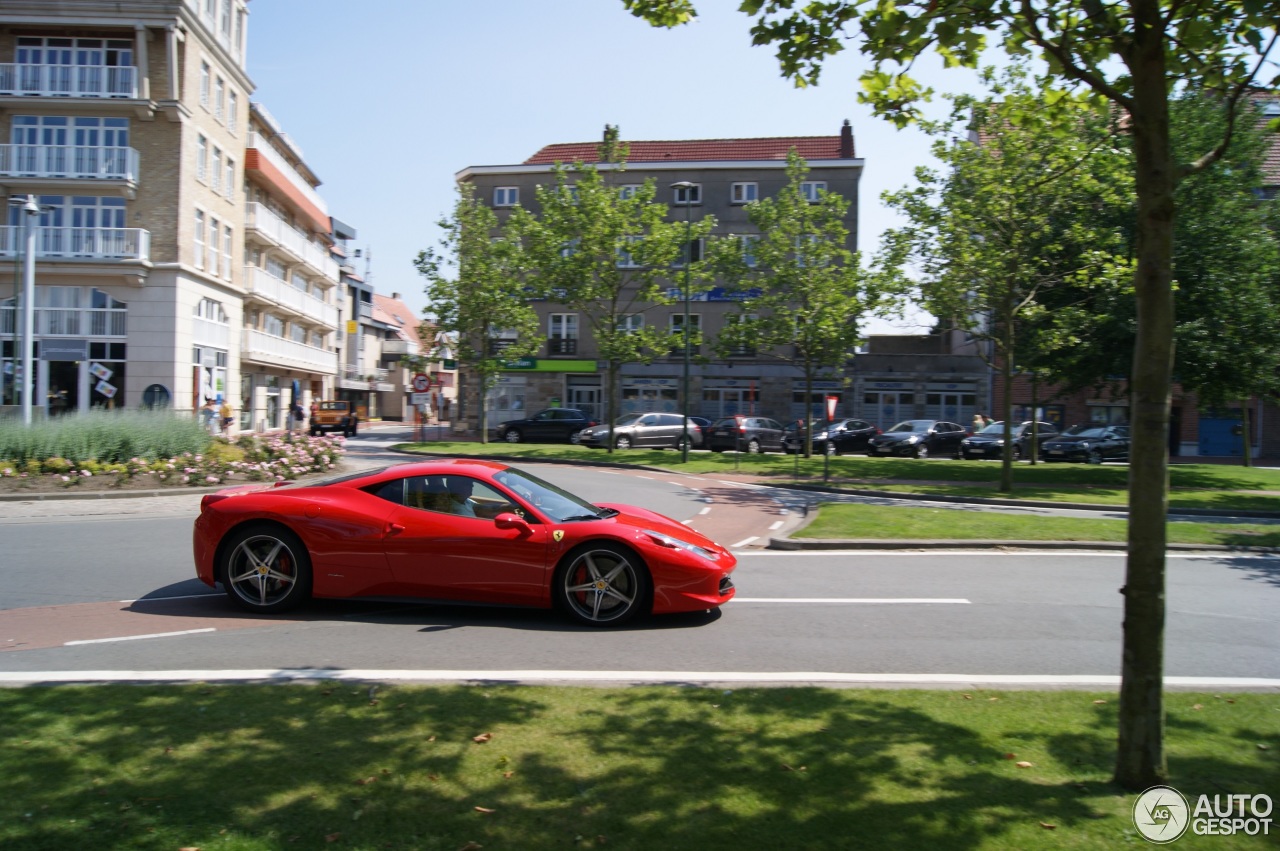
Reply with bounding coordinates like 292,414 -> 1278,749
224,530 -> 307,611
825,441 -> 837,456
504,429 -> 522,443
916,444 -> 929,459
676,435 -> 691,452
569,430 -> 583,445
747,438 -> 762,454
558,545 -> 647,626
615,435 -> 632,449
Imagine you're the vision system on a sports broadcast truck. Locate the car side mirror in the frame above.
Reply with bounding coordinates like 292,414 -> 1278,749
494,513 -> 532,535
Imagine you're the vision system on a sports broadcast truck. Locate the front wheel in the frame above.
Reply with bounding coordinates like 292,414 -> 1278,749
915,444 -> 929,459
503,429 -> 522,444
568,430 -> 583,445
554,543 -> 650,627
219,524 -> 312,613
1087,449 -> 1103,464
615,435 -> 633,450
825,442 -> 838,456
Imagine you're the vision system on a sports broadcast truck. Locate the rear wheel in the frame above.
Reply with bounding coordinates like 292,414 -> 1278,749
1012,445 -> 1023,461
503,428 -> 522,444
219,524 -> 312,614
676,435 -> 691,452
554,543 -> 650,627
746,438 -> 762,454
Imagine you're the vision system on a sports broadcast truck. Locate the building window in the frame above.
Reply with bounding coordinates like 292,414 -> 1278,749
617,236 -> 642,268
227,90 -> 238,133
214,76 -> 225,122
224,157 -> 235,198
723,314 -> 758,356
196,297 -> 227,323
619,184 -> 642,200
263,313 -> 284,337
291,324 -> 306,344
673,183 -> 701,206
208,216 -> 221,277
740,235 -> 759,267
800,181 -> 827,203
493,187 -> 518,207
670,313 -> 701,354
223,225 -> 234,279
211,146 -> 222,193
618,314 -> 643,334
673,238 -> 704,268
196,134 -> 208,182
730,182 -> 758,204
549,313 -> 578,354
1089,404 -> 1129,425
194,209 -> 205,270
200,61 -> 210,108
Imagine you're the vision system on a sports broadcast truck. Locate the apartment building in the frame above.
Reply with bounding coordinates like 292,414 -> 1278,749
456,123 -> 863,427
0,0 -> 353,430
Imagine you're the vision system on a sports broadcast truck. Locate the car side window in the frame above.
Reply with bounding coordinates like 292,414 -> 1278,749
638,415 -> 657,425
367,478 -> 405,505
765,419 -> 783,430
399,475 -> 517,520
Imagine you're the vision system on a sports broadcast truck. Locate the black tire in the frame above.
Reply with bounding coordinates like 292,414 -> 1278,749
553,542 -> 651,627
219,523 -> 312,614
915,444 -> 929,459
503,428 -> 522,444
1012,445 -> 1023,461
615,435 -> 633,450
1087,449 -> 1103,464
710,447 -> 725,453
746,438 -> 762,454
568,429 -> 583,445
676,435 -> 691,452
825,442 -> 838,456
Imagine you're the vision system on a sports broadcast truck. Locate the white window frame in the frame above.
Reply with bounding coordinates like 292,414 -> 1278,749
618,314 -> 644,334
227,90 -> 238,134
618,184 -> 642,200
617,235 -> 643,268
211,146 -> 222,193
800,181 -> 827,203
222,224 -> 234,280
549,313 -> 578,340
493,186 -> 518,207
224,156 -> 235,199
214,76 -> 225,122
670,313 -> 702,333
193,209 -> 205,270
673,183 -> 702,206
199,61 -> 210,108
740,235 -> 759,268
196,134 -> 208,183
730,182 -> 758,204
208,215 -> 221,277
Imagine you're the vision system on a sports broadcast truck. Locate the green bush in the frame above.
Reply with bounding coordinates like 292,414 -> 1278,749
0,409 -> 211,464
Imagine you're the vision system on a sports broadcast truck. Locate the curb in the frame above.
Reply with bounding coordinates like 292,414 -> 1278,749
765,537 -> 1280,553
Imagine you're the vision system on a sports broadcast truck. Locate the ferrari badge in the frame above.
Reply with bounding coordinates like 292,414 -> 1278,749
553,530 -> 564,542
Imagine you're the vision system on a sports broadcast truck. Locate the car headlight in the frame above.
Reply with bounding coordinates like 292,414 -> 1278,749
1079,442 -> 1091,450
906,435 -> 920,443
643,529 -> 718,561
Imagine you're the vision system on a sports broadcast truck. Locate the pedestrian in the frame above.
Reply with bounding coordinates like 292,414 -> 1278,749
219,398 -> 234,437
201,397 -> 217,434
972,412 -> 986,432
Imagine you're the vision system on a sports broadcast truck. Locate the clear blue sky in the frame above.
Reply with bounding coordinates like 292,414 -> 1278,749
245,1 -> 976,333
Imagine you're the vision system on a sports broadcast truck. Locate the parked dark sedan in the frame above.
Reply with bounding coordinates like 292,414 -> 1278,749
492,408 -> 598,444
866,419 -> 968,458
706,415 -> 787,453
958,421 -> 1058,460
1040,424 -> 1130,463
785,418 -> 880,455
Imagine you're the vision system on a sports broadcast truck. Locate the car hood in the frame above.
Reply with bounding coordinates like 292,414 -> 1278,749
1043,434 -> 1100,445
595,502 -> 729,554
964,434 -> 1004,444
874,432 -> 925,442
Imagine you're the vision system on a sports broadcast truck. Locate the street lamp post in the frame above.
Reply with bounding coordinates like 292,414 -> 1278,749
12,195 -> 39,426
670,181 -> 694,463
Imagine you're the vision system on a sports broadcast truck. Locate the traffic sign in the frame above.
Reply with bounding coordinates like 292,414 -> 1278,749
412,373 -> 431,392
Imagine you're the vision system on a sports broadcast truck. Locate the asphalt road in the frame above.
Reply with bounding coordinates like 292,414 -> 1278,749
1,426 -> 1277,687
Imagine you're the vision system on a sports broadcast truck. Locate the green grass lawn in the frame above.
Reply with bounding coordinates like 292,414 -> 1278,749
1,685 -> 1274,850
394,442 -> 1280,514
797,503 -> 1280,547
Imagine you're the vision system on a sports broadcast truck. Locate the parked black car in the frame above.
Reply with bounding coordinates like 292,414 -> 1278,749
958,421 -> 1058,460
491,408 -> 598,444
785,418 -> 880,455
1040,424 -> 1130,463
578,413 -> 703,450
706,415 -> 787,453
866,420 -> 968,458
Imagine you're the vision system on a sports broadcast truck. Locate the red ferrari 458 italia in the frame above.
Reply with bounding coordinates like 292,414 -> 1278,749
193,459 -> 737,626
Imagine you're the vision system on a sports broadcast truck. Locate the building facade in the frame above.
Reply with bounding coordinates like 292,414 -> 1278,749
455,124 -> 864,429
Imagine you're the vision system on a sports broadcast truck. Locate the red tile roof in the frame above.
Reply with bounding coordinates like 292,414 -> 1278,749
524,136 -> 851,165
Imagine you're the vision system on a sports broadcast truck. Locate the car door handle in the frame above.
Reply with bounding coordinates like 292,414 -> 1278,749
385,522 -> 405,537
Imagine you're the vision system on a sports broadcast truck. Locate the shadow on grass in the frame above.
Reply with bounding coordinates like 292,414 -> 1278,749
2,686 -> 1274,850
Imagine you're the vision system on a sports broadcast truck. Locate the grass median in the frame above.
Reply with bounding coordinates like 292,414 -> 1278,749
1,684 -> 1275,850
394,441 -> 1280,514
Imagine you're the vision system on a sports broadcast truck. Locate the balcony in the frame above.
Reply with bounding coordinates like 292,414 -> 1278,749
192,316 -> 231,349
1,305 -> 127,337
340,364 -> 394,392
245,132 -> 331,235
244,266 -> 338,329
547,337 -> 578,355
381,339 -> 418,356
244,202 -> 339,282
242,329 -> 337,375
0,64 -> 138,99
0,226 -> 150,261
0,144 -> 140,188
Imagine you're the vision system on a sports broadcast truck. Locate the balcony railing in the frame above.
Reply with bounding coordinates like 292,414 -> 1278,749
0,64 -> 138,98
242,329 -> 337,374
193,316 -> 231,349
0,144 -> 140,182
244,266 -> 338,328
381,339 -> 417,356
1,305 -> 126,337
547,337 -> 578,355
246,132 -> 329,221
0,226 -> 150,261
244,202 -> 339,281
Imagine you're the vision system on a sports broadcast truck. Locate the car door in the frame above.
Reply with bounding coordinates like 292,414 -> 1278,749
632,413 -> 661,446
934,422 -> 963,454
760,419 -> 785,450
379,474 -> 552,605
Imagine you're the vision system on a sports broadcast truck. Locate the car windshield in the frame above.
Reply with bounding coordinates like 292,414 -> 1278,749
494,467 -> 611,522
978,422 -> 1005,434
711,418 -> 741,429
887,420 -> 935,433
1062,425 -> 1109,438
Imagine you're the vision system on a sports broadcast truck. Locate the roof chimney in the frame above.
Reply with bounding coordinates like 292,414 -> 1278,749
391,292 -> 400,300
840,119 -> 854,158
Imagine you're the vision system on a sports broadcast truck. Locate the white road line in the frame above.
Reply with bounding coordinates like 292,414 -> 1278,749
64,628 -> 216,646
699,506 -> 712,515
768,520 -> 784,530
733,597 -> 971,604
716,480 -> 763,489
2,669 -> 1277,689
739,551 -> 1280,559
635,475 -> 654,480
731,536 -> 759,548
119,593 -> 222,604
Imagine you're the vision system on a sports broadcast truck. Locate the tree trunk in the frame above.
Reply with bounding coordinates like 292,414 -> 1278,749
604,360 -> 619,454
1115,11 -> 1173,790
999,304 -> 1015,493
1241,398 -> 1252,468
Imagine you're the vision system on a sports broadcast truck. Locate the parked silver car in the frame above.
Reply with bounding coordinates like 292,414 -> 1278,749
578,413 -> 703,451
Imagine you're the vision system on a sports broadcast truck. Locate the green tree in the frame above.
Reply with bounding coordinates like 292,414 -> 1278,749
627,0 -> 1280,788
711,149 -> 883,457
513,147 -> 716,454
881,65 -> 1134,490
414,185 -> 540,443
